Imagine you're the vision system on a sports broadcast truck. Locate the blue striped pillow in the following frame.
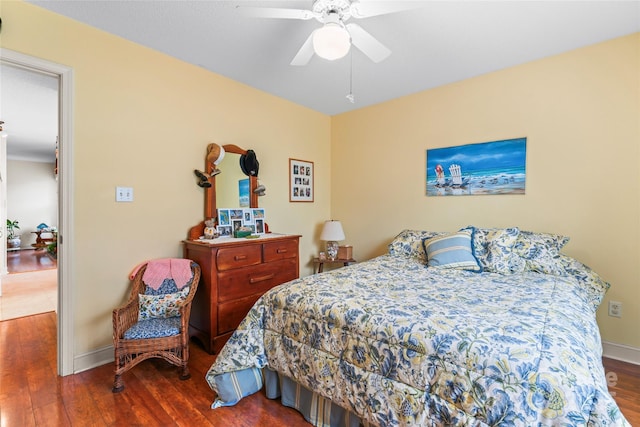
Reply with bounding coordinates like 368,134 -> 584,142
422,230 -> 481,271
210,367 -> 263,408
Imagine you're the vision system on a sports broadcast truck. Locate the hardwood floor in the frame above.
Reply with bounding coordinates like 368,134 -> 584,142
604,357 -> 640,425
0,269 -> 57,321
0,312 -> 311,426
1,312 -> 638,426
7,248 -> 57,274
2,249 -> 57,321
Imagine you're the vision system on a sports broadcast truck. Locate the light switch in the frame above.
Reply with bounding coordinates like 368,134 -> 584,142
116,186 -> 134,202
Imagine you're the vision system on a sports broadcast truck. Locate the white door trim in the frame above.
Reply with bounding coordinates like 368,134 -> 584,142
1,48 -> 75,376
0,134 -> 7,280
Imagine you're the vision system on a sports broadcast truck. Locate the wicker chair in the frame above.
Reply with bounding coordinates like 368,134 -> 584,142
112,260 -> 201,392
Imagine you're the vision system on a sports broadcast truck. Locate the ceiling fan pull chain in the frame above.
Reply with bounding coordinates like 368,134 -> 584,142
346,50 -> 355,103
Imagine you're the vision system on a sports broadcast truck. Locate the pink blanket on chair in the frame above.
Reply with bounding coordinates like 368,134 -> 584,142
129,258 -> 192,290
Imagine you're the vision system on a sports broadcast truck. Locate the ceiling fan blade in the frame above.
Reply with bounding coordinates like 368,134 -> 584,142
350,1 -> 428,19
236,6 -> 315,20
290,33 -> 316,66
346,23 -> 391,63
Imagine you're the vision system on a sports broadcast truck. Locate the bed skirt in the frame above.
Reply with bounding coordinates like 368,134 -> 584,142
264,367 -> 366,427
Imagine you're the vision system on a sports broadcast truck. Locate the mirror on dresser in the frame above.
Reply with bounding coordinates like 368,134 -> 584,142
188,144 -> 258,240
184,144 -> 301,355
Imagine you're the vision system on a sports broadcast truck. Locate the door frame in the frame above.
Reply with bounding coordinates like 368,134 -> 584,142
1,48 -> 75,376
1,134 -> 6,280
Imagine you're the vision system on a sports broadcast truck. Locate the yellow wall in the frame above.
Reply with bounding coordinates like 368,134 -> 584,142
332,33 -> 640,349
2,1 -> 330,355
3,0 -> 639,361
7,160 -> 58,248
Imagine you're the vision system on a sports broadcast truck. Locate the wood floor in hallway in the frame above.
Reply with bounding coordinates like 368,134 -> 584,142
2,249 -> 57,321
7,248 -> 57,274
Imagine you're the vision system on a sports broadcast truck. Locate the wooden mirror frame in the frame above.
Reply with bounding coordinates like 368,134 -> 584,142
187,144 -> 258,240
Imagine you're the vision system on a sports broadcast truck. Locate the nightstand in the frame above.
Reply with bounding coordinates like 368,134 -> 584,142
313,257 -> 356,273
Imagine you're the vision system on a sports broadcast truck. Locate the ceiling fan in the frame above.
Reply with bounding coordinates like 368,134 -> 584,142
237,0 -> 426,66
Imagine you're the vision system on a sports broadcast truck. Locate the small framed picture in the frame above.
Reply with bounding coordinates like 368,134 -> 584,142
289,158 -> 314,202
230,209 -> 244,220
255,219 -> 265,234
217,209 -> 230,226
218,225 -> 232,237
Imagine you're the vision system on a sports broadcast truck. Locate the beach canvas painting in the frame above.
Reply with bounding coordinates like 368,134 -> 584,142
426,137 -> 527,197
238,179 -> 250,207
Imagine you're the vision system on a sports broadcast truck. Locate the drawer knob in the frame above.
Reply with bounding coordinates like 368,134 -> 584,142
250,273 -> 275,284
234,255 -> 248,261
276,248 -> 288,254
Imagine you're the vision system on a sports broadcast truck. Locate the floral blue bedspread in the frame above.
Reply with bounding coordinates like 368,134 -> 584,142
206,254 -> 628,426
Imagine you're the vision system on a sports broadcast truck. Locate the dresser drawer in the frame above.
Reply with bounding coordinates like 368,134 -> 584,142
217,258 -> 298,302
264,239 -> 298,262
217,245 -> 262,270
217,294 -> 262,335
185,234 -> 301,354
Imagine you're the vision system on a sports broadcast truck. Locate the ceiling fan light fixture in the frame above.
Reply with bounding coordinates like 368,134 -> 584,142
312,23 -> 351,61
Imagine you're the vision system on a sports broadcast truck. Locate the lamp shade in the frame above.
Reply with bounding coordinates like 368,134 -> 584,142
312,23 -> 351,61
320,220 -> 345,241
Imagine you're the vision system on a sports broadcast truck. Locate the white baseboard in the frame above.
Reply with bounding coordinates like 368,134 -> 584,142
74,345 -> 113,374
602,340 -> 640,365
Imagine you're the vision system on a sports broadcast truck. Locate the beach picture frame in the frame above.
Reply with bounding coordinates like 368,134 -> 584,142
426,137 -> 527,197
217,209 -> 230,226
238,179 -> 250,207
289,158 -> 314,202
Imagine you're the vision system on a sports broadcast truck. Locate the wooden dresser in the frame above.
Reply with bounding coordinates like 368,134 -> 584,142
183,234 -> 300,354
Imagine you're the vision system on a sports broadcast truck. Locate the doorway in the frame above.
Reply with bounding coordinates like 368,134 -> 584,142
1,49 -> 74,376
1,62 -> 59,319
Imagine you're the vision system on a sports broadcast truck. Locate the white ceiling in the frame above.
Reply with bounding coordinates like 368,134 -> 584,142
3,0 -> 640,160
0,63 -> 58,163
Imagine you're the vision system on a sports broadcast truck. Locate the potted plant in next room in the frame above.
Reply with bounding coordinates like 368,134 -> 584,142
6,219 -> 21,249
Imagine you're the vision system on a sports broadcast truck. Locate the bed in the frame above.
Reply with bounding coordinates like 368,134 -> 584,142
205,227 -> 629,426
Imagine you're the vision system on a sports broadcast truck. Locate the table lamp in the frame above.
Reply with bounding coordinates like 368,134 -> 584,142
320,220 -> 345,260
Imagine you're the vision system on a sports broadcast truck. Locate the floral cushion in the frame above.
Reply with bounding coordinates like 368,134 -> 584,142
422,230 -> 481,271
138,286 -> 190,320
557,254 -> 610,311
484,228 -> 526,274
470,226 -> 568,275
520,230 -> 569,251
123,316 -> 181,339
513,232 -> 567,275
467,226 -> 492,269
388,229 -> 446,263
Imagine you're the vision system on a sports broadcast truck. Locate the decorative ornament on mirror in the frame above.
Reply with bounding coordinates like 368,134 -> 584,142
187,143 -> 262,241
206,143 -> 226,176
194,169 -> 212,188
254,182 -> 266,197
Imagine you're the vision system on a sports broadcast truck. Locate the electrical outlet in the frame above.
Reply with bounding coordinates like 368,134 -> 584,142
608,301 -> 622,318
115,186 -> 134,202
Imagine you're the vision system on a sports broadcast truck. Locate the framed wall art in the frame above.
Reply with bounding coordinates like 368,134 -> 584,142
289,158 -> 314,202
426,137 -> 527,197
